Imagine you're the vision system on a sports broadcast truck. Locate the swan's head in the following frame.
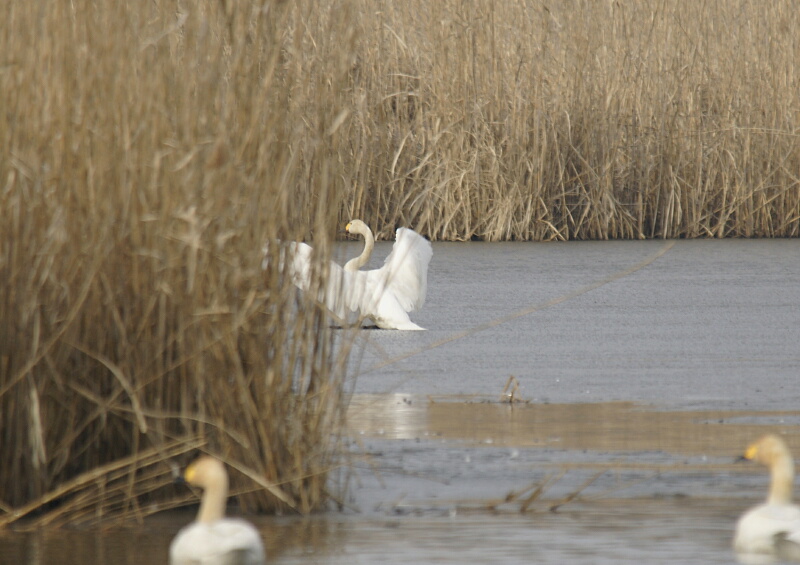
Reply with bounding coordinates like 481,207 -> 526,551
740,434 -> 792,467
345,219 -> 369,237
181,455 -> 229,491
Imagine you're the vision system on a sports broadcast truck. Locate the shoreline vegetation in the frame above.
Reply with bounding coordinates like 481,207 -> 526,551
342,1 -> 800,242
1,0 -> 798,527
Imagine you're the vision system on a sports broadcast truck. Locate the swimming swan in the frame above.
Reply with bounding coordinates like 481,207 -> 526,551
734,434 -> 800,562
170,456 -> 266,565
263,221 -> 432,330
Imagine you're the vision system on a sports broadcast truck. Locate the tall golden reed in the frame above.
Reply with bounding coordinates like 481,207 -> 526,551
1,0 -> 359,527
339,0 -> 800,240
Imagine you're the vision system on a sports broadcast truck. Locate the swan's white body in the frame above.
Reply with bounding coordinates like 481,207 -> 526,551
170,457 -> 266,565
734,435 -> 800,562
264,221 -> 432,330
170,520 -> 265,565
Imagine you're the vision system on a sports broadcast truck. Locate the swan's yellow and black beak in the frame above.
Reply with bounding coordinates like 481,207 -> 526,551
173,456 -> 199,486
736,443 -> 758,463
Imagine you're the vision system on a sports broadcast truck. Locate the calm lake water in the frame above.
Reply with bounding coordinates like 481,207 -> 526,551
4,240 -> 800,564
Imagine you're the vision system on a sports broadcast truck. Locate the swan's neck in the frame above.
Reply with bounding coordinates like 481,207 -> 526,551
767,455 -> 795,505
345,228 -> 374,271
196,474 -> 228,523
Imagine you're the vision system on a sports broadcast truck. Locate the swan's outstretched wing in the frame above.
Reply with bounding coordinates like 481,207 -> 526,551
266,241 -> 357,323
346,270 -> 425,330
263,234 -> 429,330
372,228 -> 432,313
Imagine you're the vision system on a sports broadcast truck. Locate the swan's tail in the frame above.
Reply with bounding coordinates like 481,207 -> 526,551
391,321 -> 426,331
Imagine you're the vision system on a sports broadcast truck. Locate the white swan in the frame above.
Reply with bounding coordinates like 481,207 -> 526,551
734,434 -> 800,562
343,220 -> 376,272
263,220 -> 432,330
170,456 -> 266,565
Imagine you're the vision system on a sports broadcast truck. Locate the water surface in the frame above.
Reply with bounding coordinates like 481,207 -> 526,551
5,240 -> 800,564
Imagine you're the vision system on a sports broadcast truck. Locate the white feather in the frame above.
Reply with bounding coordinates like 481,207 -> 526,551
263,223 -> 432,330
170,457 -> 265,565
170,519 -> 265,565
734,435 -> 800,562
368,227 -> 432,313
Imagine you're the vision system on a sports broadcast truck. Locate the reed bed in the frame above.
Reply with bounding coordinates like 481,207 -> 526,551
340,0 -> 800,240
1,0 -> 360,527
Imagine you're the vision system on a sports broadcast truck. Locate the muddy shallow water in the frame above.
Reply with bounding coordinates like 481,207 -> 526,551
4,240 -> 800,564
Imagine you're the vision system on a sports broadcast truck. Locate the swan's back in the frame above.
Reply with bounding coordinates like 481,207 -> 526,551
735,503 -> 800,554
170,517 -> 266,565
375,228 -> 432,312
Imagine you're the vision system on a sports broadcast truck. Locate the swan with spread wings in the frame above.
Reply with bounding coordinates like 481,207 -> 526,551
263,220 -> 432,330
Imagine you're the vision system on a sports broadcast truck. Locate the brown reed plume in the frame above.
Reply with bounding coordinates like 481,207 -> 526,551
0,0 -> 360,527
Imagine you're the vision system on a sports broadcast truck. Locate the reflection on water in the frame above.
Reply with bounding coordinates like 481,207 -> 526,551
4,397 -> 798,564
0,499 -> 749,565
348,393 -> 425,440
348,395 -> 800,458
0,526 -> 174,565
272,499 -> 741,565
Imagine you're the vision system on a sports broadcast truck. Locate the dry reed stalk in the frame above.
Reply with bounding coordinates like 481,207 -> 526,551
338,0 -> 800,241
1,0 -> 361,526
